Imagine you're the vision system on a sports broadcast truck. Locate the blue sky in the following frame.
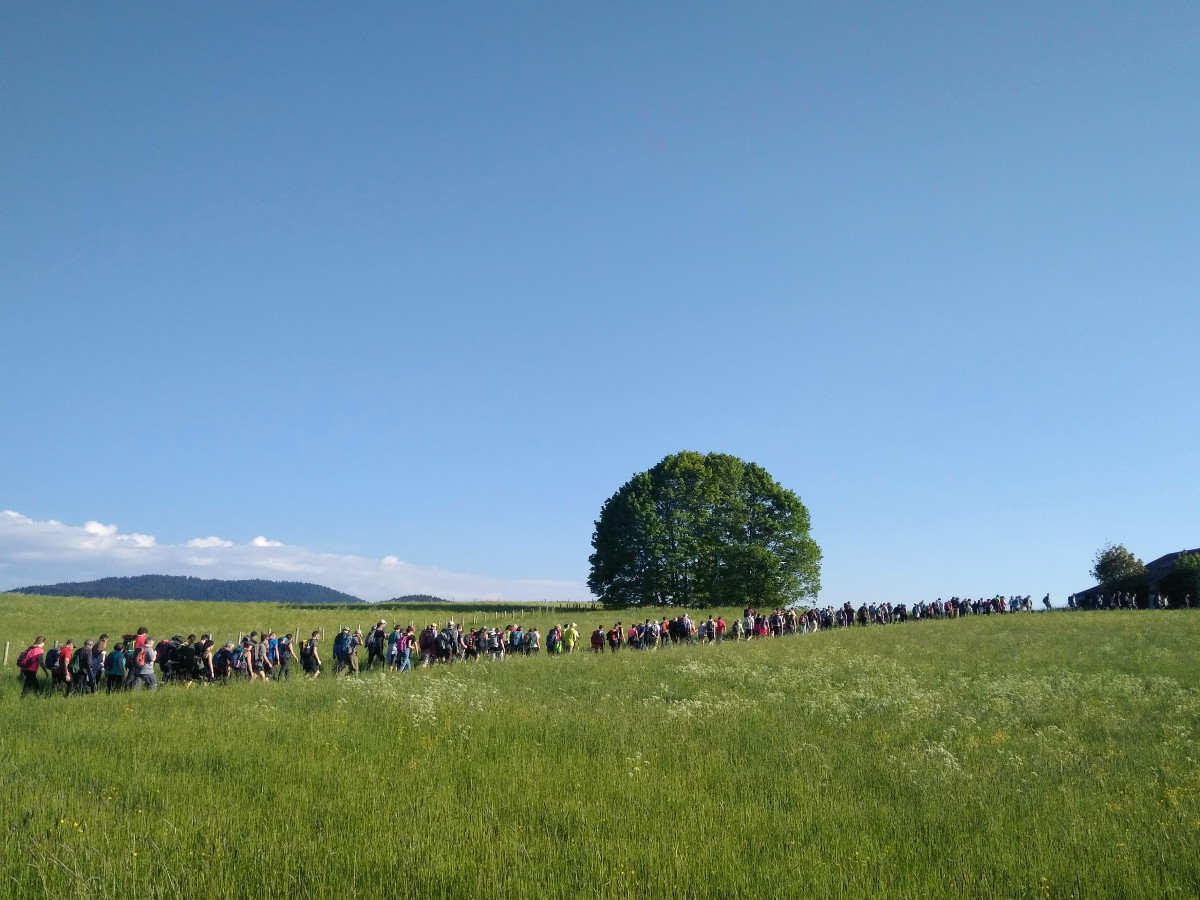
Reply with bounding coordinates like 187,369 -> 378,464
2,2 -> 1197,602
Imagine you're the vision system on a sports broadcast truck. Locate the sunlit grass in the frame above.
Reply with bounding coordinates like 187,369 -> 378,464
1,595 -> 1198,898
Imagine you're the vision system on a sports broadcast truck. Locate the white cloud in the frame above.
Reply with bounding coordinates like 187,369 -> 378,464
188,536 -> 234,548
0,510 -> 586,603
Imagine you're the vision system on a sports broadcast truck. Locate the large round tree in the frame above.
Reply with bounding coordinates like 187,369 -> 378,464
588,451 -> 821,609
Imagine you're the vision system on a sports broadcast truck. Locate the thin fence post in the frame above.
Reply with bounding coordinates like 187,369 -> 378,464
3,642 -> 8,667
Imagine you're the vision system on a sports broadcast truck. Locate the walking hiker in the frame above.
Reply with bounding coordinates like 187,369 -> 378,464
332,627 -> 351,674
486,627 -> 503,660
131,637 -> 157,691
397,626 -> 414,672
301,631 -> 322,679
92,634 -> 109,686
387,624 -> 402,669
266,632 -> 279,673
47,640 -> 74,696
73,639 -> 97,694
366,620 -> 388,670
104,642 -> 127,692
346,629 -> 363,674
17,637 -> 45,696
276,633 -> 295,680
250,633 -> 272,682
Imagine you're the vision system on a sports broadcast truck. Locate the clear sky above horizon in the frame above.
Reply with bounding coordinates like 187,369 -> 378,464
3,2 -> 1197,603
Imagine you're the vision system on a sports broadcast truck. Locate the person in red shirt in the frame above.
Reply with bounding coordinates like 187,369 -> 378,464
53,640 -> 75,696
715,617 -> 726,644
17,636 -> 46,696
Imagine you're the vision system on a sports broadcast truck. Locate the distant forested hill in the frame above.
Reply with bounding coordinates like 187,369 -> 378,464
388,594 -> 448,604
7,575 -> 364,604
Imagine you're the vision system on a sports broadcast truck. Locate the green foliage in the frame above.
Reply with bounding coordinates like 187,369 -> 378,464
1090,543 -> 1148,592
588,451 -> 821,608
2,596 -> 1200,899
1162,553 -> 1200,606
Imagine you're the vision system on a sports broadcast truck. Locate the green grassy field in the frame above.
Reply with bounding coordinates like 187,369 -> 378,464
2,594 -> 1198,899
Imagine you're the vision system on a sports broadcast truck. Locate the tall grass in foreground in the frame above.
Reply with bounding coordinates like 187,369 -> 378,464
1,600 -> 1198,899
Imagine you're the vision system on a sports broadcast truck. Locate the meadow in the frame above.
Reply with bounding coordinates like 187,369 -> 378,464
1,594 -> 1198,899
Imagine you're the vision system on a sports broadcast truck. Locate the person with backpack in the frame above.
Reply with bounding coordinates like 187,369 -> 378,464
195,634 -> 214,680
250,633 -> 271,682
131,637 -> 157,691
434,625 -> 454,665
331,627 -> 351,674
46,640 -> 74,696
386,624 -> 402,669
607,623 -> 622,653
154,636 -> 175,682
302,631 -> 322,679
275,633 -> 295,681
346,629 -> 363,674
417,624 -> 436,667
212,642 -> 234,679
626,623 -> 640,651
72,639 -> 97,695
91,634 -> 109,684
365,620 -> 387,670
16,636 -> 46,696
591,626 -> 604,653
396,627 -> 414,672
104,642 -> 127,692
485,627 -> 503,660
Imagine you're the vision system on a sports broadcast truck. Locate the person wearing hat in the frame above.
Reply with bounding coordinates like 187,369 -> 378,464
565,623 -> 579,653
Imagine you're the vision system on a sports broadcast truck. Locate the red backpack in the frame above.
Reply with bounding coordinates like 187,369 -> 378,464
17,646 -> 40,671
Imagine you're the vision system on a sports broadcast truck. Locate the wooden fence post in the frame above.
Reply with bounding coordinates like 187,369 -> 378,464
3,642 -> 8,667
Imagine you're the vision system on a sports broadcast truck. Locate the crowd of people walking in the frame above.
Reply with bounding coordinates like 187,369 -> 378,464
16,591 -> 1169,697
1068,590 -> 1191,610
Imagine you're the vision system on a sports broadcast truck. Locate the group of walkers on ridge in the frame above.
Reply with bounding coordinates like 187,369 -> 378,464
20,590 -> 1172,697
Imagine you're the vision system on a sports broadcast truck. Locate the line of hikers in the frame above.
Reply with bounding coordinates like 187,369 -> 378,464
14,627 -> 315,696
13,595 -> 1057,695
808,595 -> 1046,629
1067,591 -> 1191,610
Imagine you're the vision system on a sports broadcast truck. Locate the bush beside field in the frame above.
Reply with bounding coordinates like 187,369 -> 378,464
1,594 -> 1199,899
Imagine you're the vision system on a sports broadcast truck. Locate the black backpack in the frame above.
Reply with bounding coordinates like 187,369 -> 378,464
43,648 -> 61,673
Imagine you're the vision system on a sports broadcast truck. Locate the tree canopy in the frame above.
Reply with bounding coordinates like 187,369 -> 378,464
1089,543 -> 1147,593
588,451 -> 821,609
1163,553 -> 1200,604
